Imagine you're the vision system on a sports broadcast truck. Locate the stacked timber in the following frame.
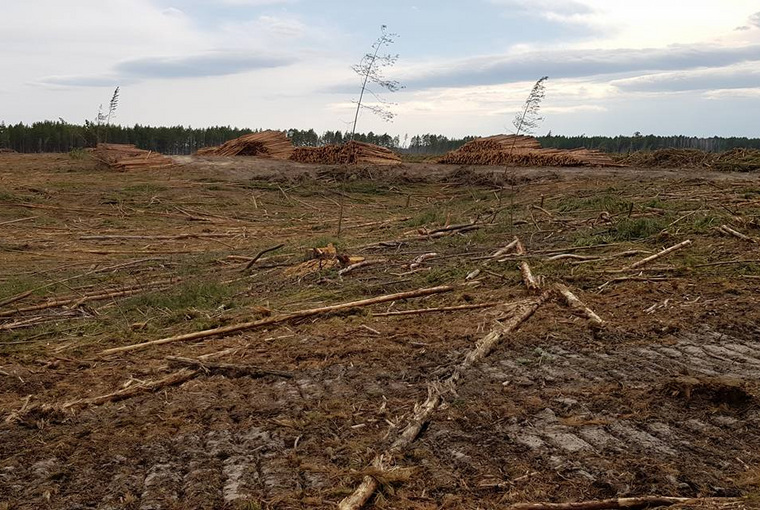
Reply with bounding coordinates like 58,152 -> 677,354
195,130 -> 293,159
290,141 -> 401,165
438,134 -> 619,167
90,144 -> 173,171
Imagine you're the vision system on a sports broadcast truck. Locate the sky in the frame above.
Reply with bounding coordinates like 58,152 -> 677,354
2,0 -> 760,138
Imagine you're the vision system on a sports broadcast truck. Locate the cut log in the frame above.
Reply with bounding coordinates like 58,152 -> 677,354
100,286 -> 454,355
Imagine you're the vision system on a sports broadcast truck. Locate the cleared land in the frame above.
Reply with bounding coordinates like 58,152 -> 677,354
1,153 -> 759,510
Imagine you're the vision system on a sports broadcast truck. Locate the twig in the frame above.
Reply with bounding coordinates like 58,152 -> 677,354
100,285 -> 454,355
243,243 -> 286,271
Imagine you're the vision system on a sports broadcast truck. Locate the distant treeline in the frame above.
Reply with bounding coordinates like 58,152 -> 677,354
1,121 -> 759,155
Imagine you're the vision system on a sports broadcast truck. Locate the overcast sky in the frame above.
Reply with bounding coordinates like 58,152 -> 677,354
2,0 -> 759,138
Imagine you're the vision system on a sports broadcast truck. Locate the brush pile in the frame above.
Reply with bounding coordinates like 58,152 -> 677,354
0,148 -> 17,154
438,135 -> 619,167
290,141 -> 401,165
196,130 -> 294,159
90,144 -> 173,171
616,148 -> 760,172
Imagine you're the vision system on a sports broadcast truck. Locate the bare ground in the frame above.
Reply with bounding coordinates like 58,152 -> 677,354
1,153 -> 759,509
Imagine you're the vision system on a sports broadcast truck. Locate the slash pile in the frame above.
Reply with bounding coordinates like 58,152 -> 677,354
438,134 -> 619,167
616,148 -> 760,171
90,144 -> 174,171
195,130 -> 294,159
290,141 -> 401,165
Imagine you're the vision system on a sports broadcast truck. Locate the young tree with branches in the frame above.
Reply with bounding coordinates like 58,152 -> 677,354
510,76 -> 548,152
350,25 -> 403,140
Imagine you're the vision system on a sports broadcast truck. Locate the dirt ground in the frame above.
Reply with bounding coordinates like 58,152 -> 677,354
1,153 -> 759,509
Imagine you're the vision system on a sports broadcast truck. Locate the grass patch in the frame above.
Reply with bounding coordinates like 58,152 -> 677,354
122,183 -> 168,194
125,281 -> 235,312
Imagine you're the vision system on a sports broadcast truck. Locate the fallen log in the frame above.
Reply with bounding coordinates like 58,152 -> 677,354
627,240 -> 692,270
166,356 -> 293,379
372,302 -> 501,317
100,285 -> 454,355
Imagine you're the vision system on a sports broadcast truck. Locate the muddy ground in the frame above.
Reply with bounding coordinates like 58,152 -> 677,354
1,153 -> 759,509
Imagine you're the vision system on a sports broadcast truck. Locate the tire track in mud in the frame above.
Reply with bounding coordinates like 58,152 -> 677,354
430,327 -> 760,496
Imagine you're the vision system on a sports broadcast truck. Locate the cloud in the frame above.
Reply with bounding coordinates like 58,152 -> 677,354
398,43 -> 760,90
36,51 -> 296,87
751,12 -> 760,27
612,62 -> 760,93
218,0 -> 297,5
490,0 -> 594,18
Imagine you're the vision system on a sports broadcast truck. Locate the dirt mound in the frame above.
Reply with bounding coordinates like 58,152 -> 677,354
663,376 -> 754,408
290,141 -> 401,165
196,130 -> 294,159
438,135 -> 619,167
89,143 -> 173,171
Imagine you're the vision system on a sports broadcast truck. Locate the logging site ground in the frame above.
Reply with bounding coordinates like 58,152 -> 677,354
1,152 -> 760,510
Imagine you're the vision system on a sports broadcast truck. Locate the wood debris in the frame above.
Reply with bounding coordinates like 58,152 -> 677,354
438,134 -> 619,167
290,141 -> 401,165
89,143 -> 173,171
195,130 -> 294,159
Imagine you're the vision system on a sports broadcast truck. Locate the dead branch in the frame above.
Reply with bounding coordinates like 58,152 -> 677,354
718,225 -> 756,243
243,243 -> 286,271
338,259 -> 387,277
63,369 -> 200,410
409,253 -> 437,269
165,356 -> 292,378
79,233 -> 238,241
100,285 -> 454,355
626,240 -> 692,270
0,216 -> 38,227
555,284 -> 604,326
491,238 -> 521,259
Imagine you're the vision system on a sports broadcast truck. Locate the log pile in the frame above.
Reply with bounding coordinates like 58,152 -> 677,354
438,134 -> 619,167
290,141 -> 401,165
90,144 -> 173,171
0,148 -> 17,154
195,130 -> 294,159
